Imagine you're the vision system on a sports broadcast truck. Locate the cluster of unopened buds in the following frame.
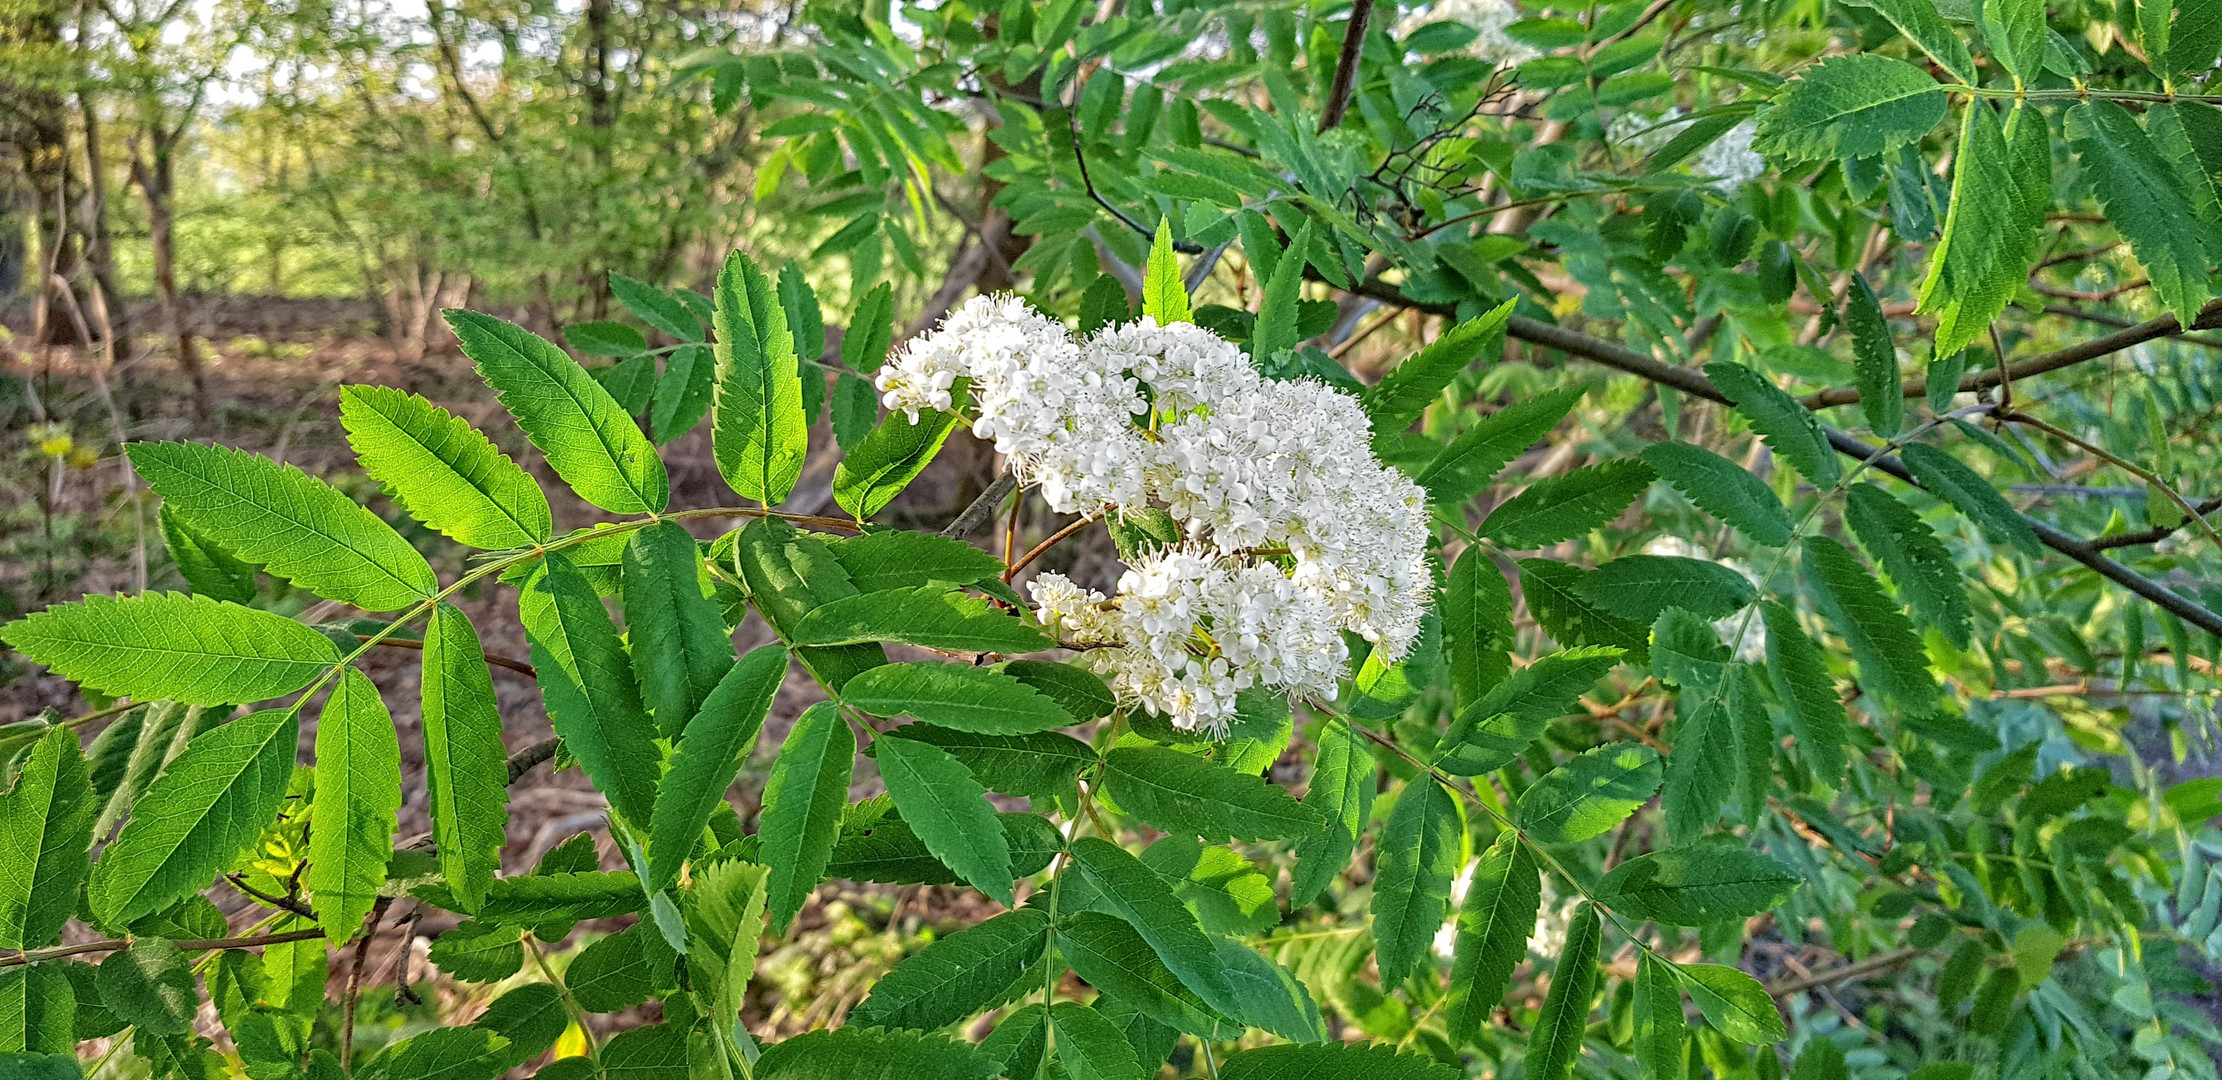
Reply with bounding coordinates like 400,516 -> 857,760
878,296 -> 1433,735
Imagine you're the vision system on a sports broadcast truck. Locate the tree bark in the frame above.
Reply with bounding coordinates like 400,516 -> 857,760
132,141 -> 209,421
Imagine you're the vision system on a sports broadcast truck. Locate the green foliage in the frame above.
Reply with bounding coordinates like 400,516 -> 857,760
339,385 -> 553,551
712,250 -> 809,505
759,702 -> 854,931
421,605 -> 511,913
0,730 -> 93,951
309,668 -> 401,942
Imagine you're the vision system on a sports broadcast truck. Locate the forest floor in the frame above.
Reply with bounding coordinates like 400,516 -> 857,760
0,297 -> 1132,1049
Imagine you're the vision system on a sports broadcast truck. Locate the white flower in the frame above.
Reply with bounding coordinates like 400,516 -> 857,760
1398,0 -> 1539,67
1694,120 -> 1767,191
903,297 -> 1433,734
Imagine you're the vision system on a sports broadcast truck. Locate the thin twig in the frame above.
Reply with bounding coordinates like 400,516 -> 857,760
1767,948 -> 1920,997
1318,0 -> 1375,133
0,928 -> 327,969
943,473 -> 1019,538
363,635 -> 535,677
1004,512 -> 1103,582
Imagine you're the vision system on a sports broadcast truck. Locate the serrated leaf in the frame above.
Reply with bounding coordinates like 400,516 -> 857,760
89,708 -> 298,928
1524,902 -> 1602,1080
759,701 -> 853,930
1915,101 -> 2028,357
611,273 -> 703,342
0,729 -> 93,950
1597,845 -> 1802,924
891,725 -> 1093,800
519,554 -> 662,826
842,283 -> 896,373
754,1026 -> 1003,1080
1635,953 -> 1687,1080
1290,721 -> 1374,906
159,503 -> 257,603
1641,441 -> 1794,547
650,343 -> 716,444
565,320 -> 647,358
383,1026 -> 512,1080
1437,645 -> 1625,775
128,441 -> 435,611
1000,660 -> 1116,720
2,592 -> 339,708
2069,100 -> 2216,328
1844,483 -> 1971,648
1863,0 -> 1978,83
1100,746 -> 1324,842
1140,837 -> 1278,936
833,409 -> 962,519
1052,1000 -> 1147,1080
449,309 -> 669,515
1219,1043 -> 1460,1080
427,921 -> 523,982
826,809 -> 1060,886
1759,602 -> 1848,783
1678,963 -> 1787,1043
1212,938 -> 1326,1041
623,521 -> 736,737
417,871 -> 646,925
648,644 -> 785,892
842,663 -> 1072,734
1802,536 -> 1938,710
1072,837 -> 1236,1011
1251,221 -> 1314,364
1898,443 -> 2041,556
1055,912 -> 1231,1038
874,735 -> 1013,905
1365,301 -> 1515,435
1482,459 -> 1657,549
310,668 -> 399,943
828,531 -> 1004,594
1519,560 -> 1652,664
1844,274 -> 1902,437
1373,779 -> 1463,983
683,858 -> 767,1037
1573,555 -> 1756,624
1705,362 -> 1840,487
1416,385 -> 1590,504
420,605 -> 509,913
1445,831 -> 1542,1043
711,250 -> 808,504
851,909 -> 1048,1030
1143,220 -> 1192,324
98,938 -> 195,1036
726,517 -> 887,692
792,585 -> 1049,653
1440,545 -> 1515,707
1753,54 -> 1945,162
339,385 -> 551,551
1516,742 -> 1663,842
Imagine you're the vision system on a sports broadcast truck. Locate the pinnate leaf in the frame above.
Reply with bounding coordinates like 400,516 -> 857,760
842,662 -> 1073,734
1437,645 -> 1625,775
1372,779 -> 1463,983
1417,385 -> 1590,504
310,668 -> 401,943
421,605 -> 510,913
1753,54 -> 1945,162
754,1026 -> 1002,1080
1364,301 -> 1514,435
792,586 -> 1049,654
1802,536 -> 1938,710
0,729 -> 94,950
1219,1043 -> 1459,1080
648,644 -> 786,892
874,734 -> 1014,905
449,309 -> 669,515
1445,831 -> 1542,1043
1524,903 -> 1602,1080
1705,362 -> 1840,487
1679,963 -> 1787,1043
339,385 -> 551,551
519,554 -> 662,826
759,701 -> 854,930
622,521 -> 736,736
851,909 -> 1049,1031
1516,742 -> 1663,843
1597,845 -> 1802,925
1641,441 -> 1794,547
711,249 -> 808,504
1100,747 -> 1324,842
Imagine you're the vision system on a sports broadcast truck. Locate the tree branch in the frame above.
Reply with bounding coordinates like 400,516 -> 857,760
1767,947 -> 1921,997
1318,0 -> 1375,133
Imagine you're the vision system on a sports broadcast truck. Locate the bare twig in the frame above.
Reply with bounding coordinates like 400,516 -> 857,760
1768,948 -> 1921,997
363,634 -> 535,677
1318,0 -> 1375,133
943,473 -> 1020,539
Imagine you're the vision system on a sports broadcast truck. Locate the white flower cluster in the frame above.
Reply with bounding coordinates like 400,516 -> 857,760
1397,0 -> 1539,67
1693,119 -> 1767,191
876,296 -> 1434,734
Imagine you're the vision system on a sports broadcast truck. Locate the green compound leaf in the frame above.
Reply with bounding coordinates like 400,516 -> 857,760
1661,696 -> 1735,843
1052,1000 -> 1149,1080
1055,911 -> 1232,1039
1572,554 -> 1757,624
1142,837 -> 1279,937
310,667 -> 401,944
159,503 -> 257,604
1635,953 -> 1689,1080
0,728 -> 94,950
1440,544 -> 1515,707
1479,459 -> 1657,549
0,592 -> 339,708
1218,1041 -> 1461,1080
998,660 -> 1116,721
1915,101 -> 2029,358
1843,273 -> 1902,437
1516,741 -> 1663,843
89,708 -> 299,929
1898,443 -> 2042,557
1445,831 -> 1542,1044
792,586 -> 1049,654
610,272 -> 703,342
1801,536 -> 1939,710
841,662 -> 1073,734
2068,100 -> 2217,328
1597,845 -> 1803,925
1678,962 -> 1788,1043
759,701 -> 855,931
1760,602 -> 1849,783
1251,220 -> 1312,366
711,249 -> 808,505
421,604 -> 512,913
566,922 -> 678,1013
338,384 -> 551,551
1290,721 -> 1375,907
1844,482 -> 1971,649
651,342 -> 717,445
128,440 -> 435,611
97,938 -> 197,1036
1519,560 -> 1652,664
1705,362 -> 1840,488
416,871 -> 647,925
826,809 -> 1060,886
1641,441 -> 1794,547
426,921 -> 523,983
850,909 -> 1049,1031
1863,0 -> 1978,83
1211,939 -> 1326,1042
1100,746 -> 1325,842
1072,836 -> 1236,1013
1524,902 -> 1602,1080
1416,385 -> 1590,505
754,1026 -> 1003,1080
648,644 -> 785,892
1437,645 -> 1626,776
1372,778 -> 1463,984
685,859 -> 769,1047
449,308 -> 669,515
890,724 -> 1094,800
828,530 -> 1005,594
834,408 -> 963,521
1364,300 -> 1515,435
873,734 -> 1014,905
381,1026 -> 513,1080
1142,219 -> 1193,325
1752,54 -> 1946,162
519,554 -> 663,827
622,521 -> 736,737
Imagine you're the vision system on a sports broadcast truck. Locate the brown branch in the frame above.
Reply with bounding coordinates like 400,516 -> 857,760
1802,297 -> 2222,409
1767,948 -> 1921,997
2087,498 -> 2222,549
943,473 -> 1020,539
1318,0 -> 1375,133
362,635 -> 535,678
1004,512 -> 1103,582
508,736 -> 562,783
0,928 -> 326,969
